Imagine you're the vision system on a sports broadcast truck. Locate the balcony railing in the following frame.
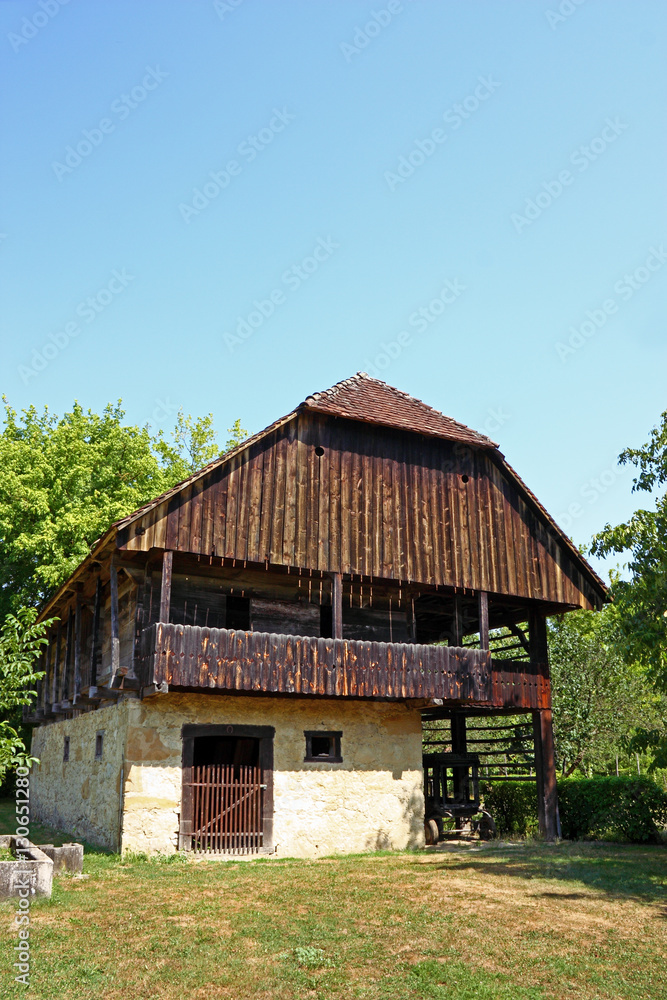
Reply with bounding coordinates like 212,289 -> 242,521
140,623 -> 551,710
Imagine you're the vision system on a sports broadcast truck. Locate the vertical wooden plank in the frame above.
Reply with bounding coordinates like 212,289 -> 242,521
270,432 -> 287,564
51,624 -> 61,705
159,551 -> 173,623
328,428 -> 342,573
478,591 -> 489,650
331,573 -> 343,640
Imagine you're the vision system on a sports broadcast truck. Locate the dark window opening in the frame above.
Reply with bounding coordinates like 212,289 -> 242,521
63,736 -> 70,762
315,446 -> 325,457
193,735 -> 259,768
95,732 -> 104,759
319,603 -> 333,639
304,731 -> 342,763
226,595 -> 250,631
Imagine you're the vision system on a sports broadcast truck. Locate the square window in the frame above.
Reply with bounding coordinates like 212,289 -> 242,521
304,731 -> 342,763
63,736 -> 70,762
95,732 -> 104,759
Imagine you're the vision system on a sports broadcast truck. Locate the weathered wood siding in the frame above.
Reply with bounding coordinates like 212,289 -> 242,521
119,413 -> 600,610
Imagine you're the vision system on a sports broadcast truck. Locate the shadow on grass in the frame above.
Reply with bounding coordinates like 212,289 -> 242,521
428,841 -> 667,905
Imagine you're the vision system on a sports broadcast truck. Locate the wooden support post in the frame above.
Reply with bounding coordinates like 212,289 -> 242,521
452,594 -> 463,646
110,554 -> 120,683
533,709 -> 559,840
63,610 -> 74,702
73,594 -> 83,699
43,641 -> 51,711
90,576 -> 102,687
52,623 -> 61,704
529,610 -> 548,667
331,573 -> 343,640
478,591 -> 489,650
451,713 -> 468,828
159,551 -> 173,624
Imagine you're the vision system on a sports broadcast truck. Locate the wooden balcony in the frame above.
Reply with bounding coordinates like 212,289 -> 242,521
140,623 -> 550,710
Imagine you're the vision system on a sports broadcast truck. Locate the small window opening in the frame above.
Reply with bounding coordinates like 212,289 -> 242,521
304,730 -> 342,763
63,736 -> 70,762
461,474 -> 469,483
315,446 -> 325,457
226,595 -> 250,631
95,732 -> 104,759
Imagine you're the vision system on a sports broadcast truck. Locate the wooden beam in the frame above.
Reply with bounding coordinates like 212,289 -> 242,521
52,623 -> 61,704
331,572 -> 343,640
159,550 -> 173,624
63,610 -> 74,701
452,594 -> 463,646
533,709 -> 559,841
478,591 -> 489,650
110,554 -> 120,682
90,576 -> 102,687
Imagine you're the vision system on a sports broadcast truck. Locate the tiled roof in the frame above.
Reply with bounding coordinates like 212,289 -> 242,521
302,372 -> 497,448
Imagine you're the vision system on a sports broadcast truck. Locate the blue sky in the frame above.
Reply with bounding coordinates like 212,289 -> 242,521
1,0 -> 665,581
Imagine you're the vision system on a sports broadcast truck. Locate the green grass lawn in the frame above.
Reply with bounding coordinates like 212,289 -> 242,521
1,800 -> 666,999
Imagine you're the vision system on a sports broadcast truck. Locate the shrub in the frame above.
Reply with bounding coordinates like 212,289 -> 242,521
558,775 -> 667,843
481,782 -> 539,837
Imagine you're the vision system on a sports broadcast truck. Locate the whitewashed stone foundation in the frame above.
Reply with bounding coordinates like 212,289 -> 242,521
31,694 -> 425,858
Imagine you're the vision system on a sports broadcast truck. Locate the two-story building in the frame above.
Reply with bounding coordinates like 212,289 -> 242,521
27,373 -> 606,856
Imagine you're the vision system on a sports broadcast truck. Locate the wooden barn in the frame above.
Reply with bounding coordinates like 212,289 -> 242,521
27,373 -> 607,856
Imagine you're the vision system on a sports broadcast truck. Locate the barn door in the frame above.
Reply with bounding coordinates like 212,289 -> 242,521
180,724 -> 274,854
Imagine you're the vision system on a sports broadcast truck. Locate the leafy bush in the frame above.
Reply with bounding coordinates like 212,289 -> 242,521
558,775 -> 667,843
481,782 -> 539,837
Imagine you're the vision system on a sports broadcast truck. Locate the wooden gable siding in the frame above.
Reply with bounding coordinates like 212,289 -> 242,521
117,413 -> 599,609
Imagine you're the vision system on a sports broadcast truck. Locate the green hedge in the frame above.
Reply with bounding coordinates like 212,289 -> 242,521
481,775 -> 667,842
480,782 -> 539,837
558,776 -> 667,843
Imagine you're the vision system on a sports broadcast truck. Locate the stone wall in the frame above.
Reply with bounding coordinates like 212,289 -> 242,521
30,702 -> 129,851
31,694 -> 426,858
122,693 -> 425,858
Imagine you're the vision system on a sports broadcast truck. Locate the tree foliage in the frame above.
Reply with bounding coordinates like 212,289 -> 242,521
591,409 -> 667,689
0,399 -> 247,620
0,608 -> 53,777
548,608 -> 663,777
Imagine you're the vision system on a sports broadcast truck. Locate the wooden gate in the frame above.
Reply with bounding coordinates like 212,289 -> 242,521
180,724 -> 274,855
188,763 -> 264,854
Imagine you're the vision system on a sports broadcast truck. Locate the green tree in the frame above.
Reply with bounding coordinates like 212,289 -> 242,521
225,418 -> 249,452
591,410 -> 667,689
0,608 -> 53,778
154,409 -> 221,482
548,608 -> 663,777
0,399 -> 248,620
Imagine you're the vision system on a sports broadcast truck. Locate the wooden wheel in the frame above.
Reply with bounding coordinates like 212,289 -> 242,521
424,818 -> 440,845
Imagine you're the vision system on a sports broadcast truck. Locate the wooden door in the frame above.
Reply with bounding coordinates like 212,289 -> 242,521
180,724 -> 274,854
